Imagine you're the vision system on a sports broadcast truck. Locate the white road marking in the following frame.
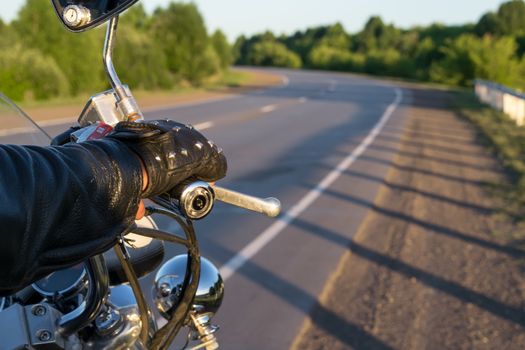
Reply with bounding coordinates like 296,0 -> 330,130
260,105 -> 277,113
0,72 -> 292,137
299,97 -> 308,103
328,80 -> 338,92
194,121 -> 214,131
219,88 -> 403,281
0,127 -> 36,137
0,120 -> 215,138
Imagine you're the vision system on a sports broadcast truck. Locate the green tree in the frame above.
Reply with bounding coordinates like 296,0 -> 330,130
13,0 -> 104,95
0,22 -> 18,49
211,30 -> 233,70
233,35 -> 247,64
364,48 -> 415,77
151,3 -> 219,84
412,37 -> 442,79
355,16 -> 401,52
318,23 -> 350,50
247,40 -> 302,68
418,23 -> 474,46
114,24 -> 173,90
284,26 -> 330,63
429,34 -> 522,87
475,12 -> 502,36
121,3 -> 149,30
497,0 -> 525,35
0,45 -> 69,100
309,45 -> 364,71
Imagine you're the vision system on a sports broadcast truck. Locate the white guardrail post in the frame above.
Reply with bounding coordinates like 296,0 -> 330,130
474,79 -> 525,126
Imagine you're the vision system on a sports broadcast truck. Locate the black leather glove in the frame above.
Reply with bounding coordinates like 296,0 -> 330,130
109,120 -> 227,198
50,126 -> 81,146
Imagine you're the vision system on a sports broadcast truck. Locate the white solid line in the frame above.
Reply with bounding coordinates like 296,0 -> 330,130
260,105 -> 277,113
219,87 -> 403,281
194,121 -> 214,131
0,120 -> 214,138
0,72 -> 292,134
0,126 -> 36,137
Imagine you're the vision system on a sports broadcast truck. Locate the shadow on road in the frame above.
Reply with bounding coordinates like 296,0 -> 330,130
207,240 -> 396,350
286,84 -> 525,349
306,185 -> 525,259
318,166 -> 495,216
291,218 -> 525,328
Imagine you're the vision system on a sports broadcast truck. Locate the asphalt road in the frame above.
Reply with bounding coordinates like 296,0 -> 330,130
0,68 -> 410,349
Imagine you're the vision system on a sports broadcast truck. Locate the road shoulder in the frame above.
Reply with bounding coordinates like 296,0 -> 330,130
291,87 -> 525,350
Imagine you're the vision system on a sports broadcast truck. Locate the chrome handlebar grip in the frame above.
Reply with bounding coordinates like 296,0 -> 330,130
211,185 -> 281,218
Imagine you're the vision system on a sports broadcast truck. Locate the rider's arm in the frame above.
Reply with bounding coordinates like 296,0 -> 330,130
0,120 -> 226,296
0,139 -> 143,295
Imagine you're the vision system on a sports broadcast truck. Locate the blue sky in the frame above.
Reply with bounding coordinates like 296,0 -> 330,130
0,0 -> 507,40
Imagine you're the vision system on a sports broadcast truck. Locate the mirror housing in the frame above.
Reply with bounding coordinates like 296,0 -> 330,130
51,0 -> 139,32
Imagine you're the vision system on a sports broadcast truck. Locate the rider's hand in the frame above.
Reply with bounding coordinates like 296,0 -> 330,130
109,120 -> 227,198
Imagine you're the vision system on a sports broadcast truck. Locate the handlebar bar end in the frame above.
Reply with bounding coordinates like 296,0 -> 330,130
264,198 -> 281,218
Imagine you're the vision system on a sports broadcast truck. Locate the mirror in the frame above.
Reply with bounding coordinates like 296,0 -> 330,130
51,0 -> 139,32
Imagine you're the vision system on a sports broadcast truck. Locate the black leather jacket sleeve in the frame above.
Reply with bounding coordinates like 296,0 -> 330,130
0,139 -> 143,295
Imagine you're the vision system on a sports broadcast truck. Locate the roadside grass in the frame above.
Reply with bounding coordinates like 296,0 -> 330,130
17,69 -> 259,110
453,91 -> 525,227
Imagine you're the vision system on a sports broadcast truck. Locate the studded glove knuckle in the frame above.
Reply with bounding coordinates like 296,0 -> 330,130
109,119 -> 227,198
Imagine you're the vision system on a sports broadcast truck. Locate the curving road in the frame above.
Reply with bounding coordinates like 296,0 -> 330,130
0,68 -> 410,349
144,69 -> 409,349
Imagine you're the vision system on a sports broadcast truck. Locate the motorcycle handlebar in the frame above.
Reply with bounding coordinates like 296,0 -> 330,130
173,182 -> 281,220
211,185 -> 281,218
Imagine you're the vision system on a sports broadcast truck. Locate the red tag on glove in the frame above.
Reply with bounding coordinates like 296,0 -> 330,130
86,122 -> 114,141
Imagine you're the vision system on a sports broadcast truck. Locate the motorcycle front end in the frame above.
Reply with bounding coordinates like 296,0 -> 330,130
0,1 -> 281,349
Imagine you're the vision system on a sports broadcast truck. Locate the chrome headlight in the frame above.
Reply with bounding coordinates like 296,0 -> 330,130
154,255 -> 224,320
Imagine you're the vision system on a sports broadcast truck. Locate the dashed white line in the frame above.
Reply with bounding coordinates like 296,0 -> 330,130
219,87 -> 403,281
0,72 -> 292,137
328,80 -> 338,92
260,105 -> 277,113
299,97 -> 308,103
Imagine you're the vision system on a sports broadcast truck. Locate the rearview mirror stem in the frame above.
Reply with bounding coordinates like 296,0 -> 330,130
103,15 -> 143,122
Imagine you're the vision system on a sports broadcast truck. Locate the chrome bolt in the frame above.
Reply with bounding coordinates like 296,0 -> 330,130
63,5 -> 91,28
32,305 -> 46,316
95,308 -> 122,336
37,330 -> 52,342
160,283 -> 171,297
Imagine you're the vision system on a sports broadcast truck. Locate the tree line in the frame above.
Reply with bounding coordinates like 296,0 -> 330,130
0,0 -> 233,101
234,0 -> 525,90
